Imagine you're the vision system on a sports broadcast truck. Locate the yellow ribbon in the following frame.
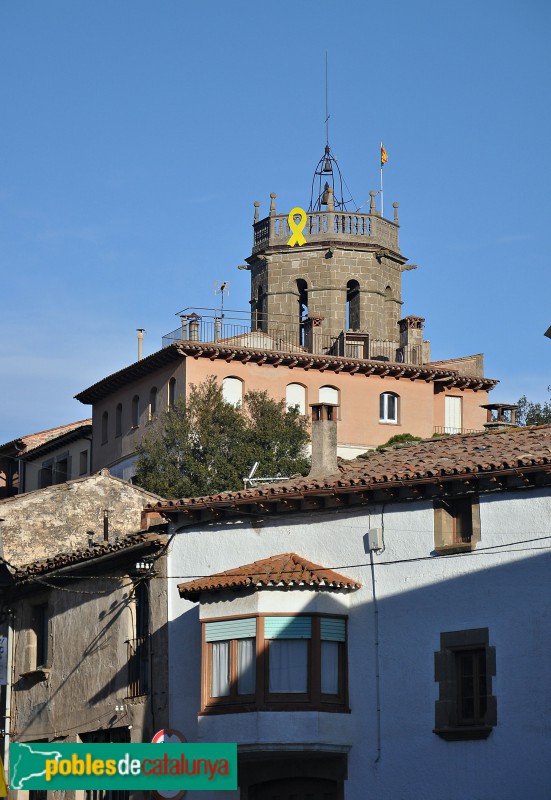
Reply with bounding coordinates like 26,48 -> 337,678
287,207 -> 307,247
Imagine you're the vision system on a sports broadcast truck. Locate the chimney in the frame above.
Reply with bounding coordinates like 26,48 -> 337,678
309,403 -> 338,477
136,329 -> 145,360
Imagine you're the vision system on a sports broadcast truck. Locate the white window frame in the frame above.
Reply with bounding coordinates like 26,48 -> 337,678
379,392 -> 399,424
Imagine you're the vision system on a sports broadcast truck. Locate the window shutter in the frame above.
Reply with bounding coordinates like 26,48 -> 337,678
264,616 -> 312,639
320,618 -> 346,642
205,618 -> 256,642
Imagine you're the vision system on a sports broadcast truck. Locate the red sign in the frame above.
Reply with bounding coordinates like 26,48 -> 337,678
151,729 -> 187,800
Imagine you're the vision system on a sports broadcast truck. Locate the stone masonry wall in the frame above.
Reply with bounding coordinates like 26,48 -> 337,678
0,471 -> 162,567
251,246 -> 404,342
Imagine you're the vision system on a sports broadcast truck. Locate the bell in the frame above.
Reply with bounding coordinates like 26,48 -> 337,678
323,159 -> 332,173
321,182 -> 330,205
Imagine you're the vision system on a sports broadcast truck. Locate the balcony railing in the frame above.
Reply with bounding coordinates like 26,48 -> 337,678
252,209 -> 399,254
127,636 -> 149,698
433,426 -> 484,436
163,312 -> 425,364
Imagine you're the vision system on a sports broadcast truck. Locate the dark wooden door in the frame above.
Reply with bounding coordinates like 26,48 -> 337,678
251,776 -> 338,800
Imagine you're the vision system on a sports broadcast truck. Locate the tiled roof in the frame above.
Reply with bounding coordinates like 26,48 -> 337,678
148,425 -> 551,514
11,532 -> 166,579
76,341 -> 498,404
75,345 -> 186,403
177,552 -> 361,598
0,419 -> 92,455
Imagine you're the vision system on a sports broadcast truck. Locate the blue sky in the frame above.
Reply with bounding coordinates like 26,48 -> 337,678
1,0 -> 550,442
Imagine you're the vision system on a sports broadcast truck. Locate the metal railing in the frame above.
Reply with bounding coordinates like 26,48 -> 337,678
433,426 -> 484,436
127,636 -> 149,698
163,312 -> 422,364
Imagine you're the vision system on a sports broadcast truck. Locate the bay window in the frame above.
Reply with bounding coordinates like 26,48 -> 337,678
203,614 -> 347,712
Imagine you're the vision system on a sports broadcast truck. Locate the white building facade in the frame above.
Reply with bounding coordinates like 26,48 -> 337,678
147,424 -> 551,800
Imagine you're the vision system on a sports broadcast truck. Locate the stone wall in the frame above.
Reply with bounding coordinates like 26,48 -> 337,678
0,471 -> 162,567
250,245 -> 405,343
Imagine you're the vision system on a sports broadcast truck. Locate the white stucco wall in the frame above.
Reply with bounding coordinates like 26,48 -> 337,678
167,488 -> 551,799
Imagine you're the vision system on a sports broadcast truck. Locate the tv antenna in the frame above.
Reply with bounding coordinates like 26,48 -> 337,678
214,281 -> 230,319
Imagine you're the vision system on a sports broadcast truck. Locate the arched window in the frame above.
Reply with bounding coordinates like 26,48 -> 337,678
168,377 -> 176,409
297,279 -> 308,344
346,280 -> 360,331
115,403 -> 122,437
101,411 -> 108,444
319,385 -> 339,405
286,383 -> 306,414
380,392 -> 399,423
222,377 -> 243,407
256,285 -> 267,332
132,395 -> 140,428
149,387 -> 158,420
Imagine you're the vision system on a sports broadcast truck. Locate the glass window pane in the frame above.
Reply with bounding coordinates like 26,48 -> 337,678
269,640 -> 308,693
380,393 -> 385,419
237,638 -> 256,695
387,394 -> 396,420
211,641 -> 230,697
321,641 -> 339,695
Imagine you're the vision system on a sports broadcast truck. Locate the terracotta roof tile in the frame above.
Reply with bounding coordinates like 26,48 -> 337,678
149,425 -> 551,514
76,342 -> 498,404
11,532 -> 166,579
177,552 -> 361,598
0,419 -> 92,454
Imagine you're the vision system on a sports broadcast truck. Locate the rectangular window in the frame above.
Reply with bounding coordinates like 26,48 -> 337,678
444,396 -> 463,434
33,604 -> 48,669
268,639 -> 308,693
321,641 -> 340,694
237,638 -> 256,695
433,496 -> 480,552
79,449 -> 88,475
434,628 -> 496,740
53,457 -> 68,485
211,641 -> 230,697
203,615 -> 347,712
379,392 -> 399,423
206,618 -> 256,704
457,648 -> 487,725
39,463 -> 53,489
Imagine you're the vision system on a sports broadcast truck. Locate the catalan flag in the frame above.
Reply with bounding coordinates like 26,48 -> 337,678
381,143 -> 388,167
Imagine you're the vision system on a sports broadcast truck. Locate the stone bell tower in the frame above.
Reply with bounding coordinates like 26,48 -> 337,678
244,145 -> 423,361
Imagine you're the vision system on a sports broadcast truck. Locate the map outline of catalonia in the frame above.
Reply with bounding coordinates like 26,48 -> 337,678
10,742 -> 63,790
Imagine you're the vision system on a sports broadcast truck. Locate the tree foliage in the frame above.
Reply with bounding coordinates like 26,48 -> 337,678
134,376 -> 310,498
516,394 -> 551,426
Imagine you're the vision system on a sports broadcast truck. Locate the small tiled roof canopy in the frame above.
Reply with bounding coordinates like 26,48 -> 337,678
10,533 -> 166,580
177,552 -> 361,600
147,426 -> 551,517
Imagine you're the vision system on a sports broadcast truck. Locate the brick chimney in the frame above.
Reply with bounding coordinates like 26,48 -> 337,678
309,403 -> 338,477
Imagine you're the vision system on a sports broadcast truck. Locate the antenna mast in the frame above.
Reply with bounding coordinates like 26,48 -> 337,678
325,51 -> 330,147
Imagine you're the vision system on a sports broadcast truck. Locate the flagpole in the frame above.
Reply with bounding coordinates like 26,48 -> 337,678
380,141 -> 384,218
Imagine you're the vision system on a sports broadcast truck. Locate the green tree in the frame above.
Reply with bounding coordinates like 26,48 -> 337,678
134,376 -> 310,498
516,394 -> 551,426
